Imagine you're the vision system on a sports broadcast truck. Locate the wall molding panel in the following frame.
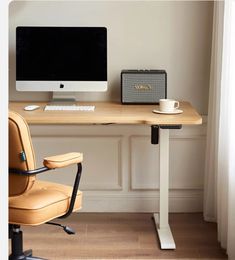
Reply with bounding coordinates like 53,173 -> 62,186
30,121 -> 206,212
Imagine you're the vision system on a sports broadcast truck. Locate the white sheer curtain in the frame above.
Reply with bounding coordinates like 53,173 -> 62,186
204,0 -> 235,258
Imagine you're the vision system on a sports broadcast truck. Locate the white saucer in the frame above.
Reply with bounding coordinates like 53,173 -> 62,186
152,109 -> 183,115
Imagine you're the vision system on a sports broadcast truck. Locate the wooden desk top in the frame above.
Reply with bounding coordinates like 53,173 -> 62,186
9,101 -> 202,125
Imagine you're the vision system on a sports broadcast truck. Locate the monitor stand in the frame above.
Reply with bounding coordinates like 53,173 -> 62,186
49,92 -> 77,105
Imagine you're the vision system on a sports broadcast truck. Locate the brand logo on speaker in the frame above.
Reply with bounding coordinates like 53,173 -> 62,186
134,84 -> 152,91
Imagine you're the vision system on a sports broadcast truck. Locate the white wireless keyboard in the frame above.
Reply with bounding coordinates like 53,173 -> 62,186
44,105 -> 95,111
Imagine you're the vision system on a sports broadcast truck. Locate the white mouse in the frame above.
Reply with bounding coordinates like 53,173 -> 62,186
24,105 -> 40,111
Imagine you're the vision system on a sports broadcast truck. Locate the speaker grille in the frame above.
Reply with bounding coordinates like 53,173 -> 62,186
121,70 -> 167,104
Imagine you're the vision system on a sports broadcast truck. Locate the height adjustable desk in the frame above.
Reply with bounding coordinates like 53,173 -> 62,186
9,101 -> 202,249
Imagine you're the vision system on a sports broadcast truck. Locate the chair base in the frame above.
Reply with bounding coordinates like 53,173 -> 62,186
9,249 -> 47,260
9,225 -> 47,260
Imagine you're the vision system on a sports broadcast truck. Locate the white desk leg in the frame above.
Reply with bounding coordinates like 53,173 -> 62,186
153,128 -> 176,249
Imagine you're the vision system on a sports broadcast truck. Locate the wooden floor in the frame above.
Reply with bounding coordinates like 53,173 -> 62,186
20,213 -> 227,260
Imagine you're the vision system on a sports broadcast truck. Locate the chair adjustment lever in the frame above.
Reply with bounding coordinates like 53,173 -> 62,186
45,221 -> 75,235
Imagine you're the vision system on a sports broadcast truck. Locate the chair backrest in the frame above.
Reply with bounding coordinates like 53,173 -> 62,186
9,111 -> 36,196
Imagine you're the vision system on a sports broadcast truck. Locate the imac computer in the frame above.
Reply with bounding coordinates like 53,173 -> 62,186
16,26 -> 107,106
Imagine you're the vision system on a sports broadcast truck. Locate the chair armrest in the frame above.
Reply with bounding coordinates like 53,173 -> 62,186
43,152 -> 83,169
10,155 -> 83,219
9,166 -> 52,176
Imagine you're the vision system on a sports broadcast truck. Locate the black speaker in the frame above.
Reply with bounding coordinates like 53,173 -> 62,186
121,70 -> 167,104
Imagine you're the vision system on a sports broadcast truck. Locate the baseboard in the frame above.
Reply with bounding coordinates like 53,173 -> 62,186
80,190 -> 203,212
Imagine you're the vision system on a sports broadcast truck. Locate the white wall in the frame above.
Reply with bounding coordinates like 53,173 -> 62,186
9,0 -> 213,114
9,1 -> 213,212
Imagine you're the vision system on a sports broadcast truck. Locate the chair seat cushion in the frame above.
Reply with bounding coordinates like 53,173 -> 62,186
9,180 -> 82,226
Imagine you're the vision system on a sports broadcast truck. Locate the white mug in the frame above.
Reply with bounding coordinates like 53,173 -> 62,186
159,99 -> 179,112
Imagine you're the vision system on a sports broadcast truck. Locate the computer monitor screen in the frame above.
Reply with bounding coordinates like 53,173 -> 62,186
16,26 -> 107,92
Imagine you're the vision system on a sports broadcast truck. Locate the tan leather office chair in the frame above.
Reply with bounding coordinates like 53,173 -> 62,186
9,111 -> 83,260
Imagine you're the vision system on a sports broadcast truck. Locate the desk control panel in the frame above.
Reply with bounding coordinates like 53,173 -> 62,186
151,125 -> 182,145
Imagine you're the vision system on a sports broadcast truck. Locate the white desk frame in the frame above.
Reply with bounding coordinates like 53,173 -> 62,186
154,128 -> 176,249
